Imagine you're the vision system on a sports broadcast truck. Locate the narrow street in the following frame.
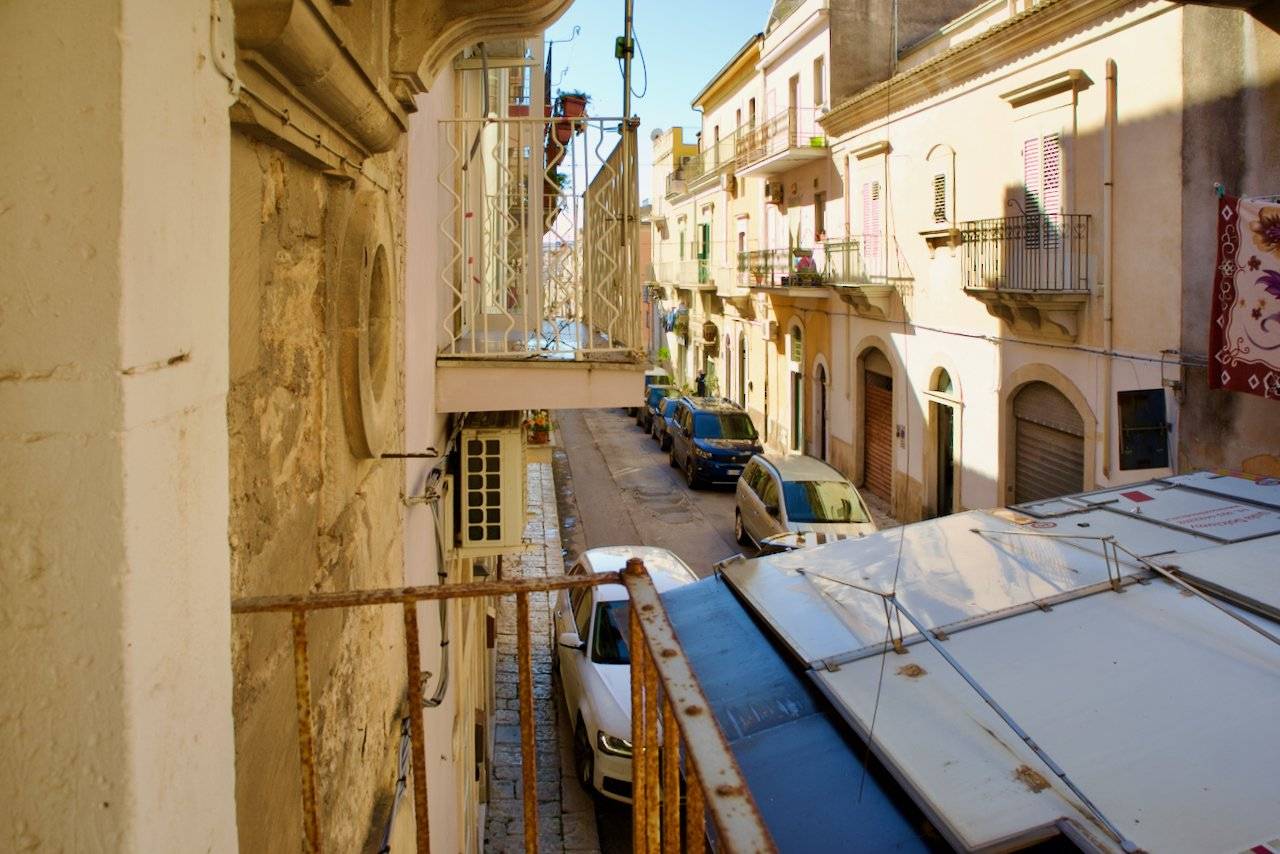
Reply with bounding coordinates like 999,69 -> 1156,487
554,408 -> 743,579
550,407 -> 740,853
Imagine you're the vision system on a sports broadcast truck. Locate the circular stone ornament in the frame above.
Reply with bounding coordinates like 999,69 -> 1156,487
338,190 -> 395,458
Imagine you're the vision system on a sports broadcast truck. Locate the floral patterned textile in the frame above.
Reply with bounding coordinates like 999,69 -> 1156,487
1210,195 -> 1280,399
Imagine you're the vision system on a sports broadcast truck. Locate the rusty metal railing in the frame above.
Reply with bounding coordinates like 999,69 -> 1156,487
231,560 -> 775,853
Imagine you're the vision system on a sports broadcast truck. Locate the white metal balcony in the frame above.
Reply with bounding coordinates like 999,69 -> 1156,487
735,108 -> 830,177
435,116 -> 646,412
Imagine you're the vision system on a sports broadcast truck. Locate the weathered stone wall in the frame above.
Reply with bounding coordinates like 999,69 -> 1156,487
227,128 -> 410,852
1179,5 -> 1280,476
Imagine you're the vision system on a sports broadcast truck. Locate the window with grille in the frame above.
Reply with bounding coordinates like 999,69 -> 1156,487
932,174 -> 947,224
1022,133 -> 1062,249
1118,389 -> 1170,470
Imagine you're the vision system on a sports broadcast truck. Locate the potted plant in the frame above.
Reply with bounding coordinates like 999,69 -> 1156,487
525,410 -> 551,445
557,90 -> 590,118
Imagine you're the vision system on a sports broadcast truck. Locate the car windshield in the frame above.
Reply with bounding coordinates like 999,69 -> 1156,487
694,412 -> 757,440
662,400 -> 679,416
591,601 -> 630,665
783,480 -> 869,524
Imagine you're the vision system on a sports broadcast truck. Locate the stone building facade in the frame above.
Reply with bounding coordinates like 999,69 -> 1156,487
2,0 -> 598,851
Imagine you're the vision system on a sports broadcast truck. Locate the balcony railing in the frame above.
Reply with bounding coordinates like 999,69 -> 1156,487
739,248 -> 825,289
231,559 -> 774,853
822,236 -> 894,284
437,116 -> 642,360
735,108 -> 827,172
960,214 -> 1091,292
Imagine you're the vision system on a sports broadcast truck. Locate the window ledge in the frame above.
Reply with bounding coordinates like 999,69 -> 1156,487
920,226 -> 963,257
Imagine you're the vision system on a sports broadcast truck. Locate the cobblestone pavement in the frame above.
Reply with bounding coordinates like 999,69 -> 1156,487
484,461 -> 600,854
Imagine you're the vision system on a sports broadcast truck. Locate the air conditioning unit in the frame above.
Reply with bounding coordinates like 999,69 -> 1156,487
458,421 -> 526,555
721,173 -> 737,194
766,181 -> 784,205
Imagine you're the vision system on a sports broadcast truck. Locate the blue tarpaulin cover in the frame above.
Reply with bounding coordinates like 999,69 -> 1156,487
661,576 -> 942,853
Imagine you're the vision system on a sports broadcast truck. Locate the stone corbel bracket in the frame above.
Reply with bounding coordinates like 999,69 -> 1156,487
233,0 -> 408,160
834,283 -> 896,320
920,226 -> 963,258
964,288 -> 1088,341
232,0 -> 573,166
391,0 -> 575,103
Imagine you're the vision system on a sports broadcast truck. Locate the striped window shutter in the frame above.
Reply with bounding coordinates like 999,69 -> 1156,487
932,173 -> 947,224
862,181 -> 881,259
1022,133 -> 1062,248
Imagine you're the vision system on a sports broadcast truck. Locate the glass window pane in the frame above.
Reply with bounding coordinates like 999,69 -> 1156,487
783,480 -> 870,524
591,601 -> 630,665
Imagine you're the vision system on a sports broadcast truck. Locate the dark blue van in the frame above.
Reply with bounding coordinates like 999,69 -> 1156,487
668,398 -> 762,488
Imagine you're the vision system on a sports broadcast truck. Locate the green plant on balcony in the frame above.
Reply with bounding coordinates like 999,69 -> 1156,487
524,409 -> 551,444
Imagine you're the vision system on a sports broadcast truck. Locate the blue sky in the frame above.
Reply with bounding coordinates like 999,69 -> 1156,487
546,0 -> 773,205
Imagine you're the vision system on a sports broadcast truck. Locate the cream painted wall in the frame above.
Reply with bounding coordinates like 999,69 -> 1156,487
823,3 -> 1193,516
1,0 -> 238,850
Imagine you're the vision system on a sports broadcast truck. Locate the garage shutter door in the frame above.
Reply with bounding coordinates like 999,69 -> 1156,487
864,371 -> 893,502
1013,382 -> 1084,504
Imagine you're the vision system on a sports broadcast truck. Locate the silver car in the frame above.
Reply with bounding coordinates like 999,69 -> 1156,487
734,454 -> 877,547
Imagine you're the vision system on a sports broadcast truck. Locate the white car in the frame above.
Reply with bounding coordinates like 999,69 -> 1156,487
553,545 -> 698,803
734,454 -> 878,548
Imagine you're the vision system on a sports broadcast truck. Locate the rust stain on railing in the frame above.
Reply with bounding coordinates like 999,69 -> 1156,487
234,560 -> 774,853
622,558 -> 777,853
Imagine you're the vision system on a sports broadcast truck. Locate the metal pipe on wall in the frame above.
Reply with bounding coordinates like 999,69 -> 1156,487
1101,59 -> 1117,478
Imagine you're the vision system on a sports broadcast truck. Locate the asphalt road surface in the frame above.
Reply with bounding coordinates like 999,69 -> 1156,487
551,407 -> 746,854
553,408 -> 745,579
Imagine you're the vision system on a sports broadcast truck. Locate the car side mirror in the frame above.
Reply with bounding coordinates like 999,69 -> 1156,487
558,631 -> 586,652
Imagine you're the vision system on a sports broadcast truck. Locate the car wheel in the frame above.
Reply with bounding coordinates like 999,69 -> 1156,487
574,718 -> 595,794
669,447 -> 679,468
660,433 -> 671,452
734,510 -> 752,546
685,458 -> 701,490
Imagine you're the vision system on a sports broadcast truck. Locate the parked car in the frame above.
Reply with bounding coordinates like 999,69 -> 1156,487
637,384 -> 675,432
628,367 -> 672,416
734,454 -> 877,547
668,397 -> 762,489
553,546 -> 699,803
650,397 -> 681,450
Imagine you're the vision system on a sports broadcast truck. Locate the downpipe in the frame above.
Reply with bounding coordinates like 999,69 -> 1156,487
1101,59 -> 1116,479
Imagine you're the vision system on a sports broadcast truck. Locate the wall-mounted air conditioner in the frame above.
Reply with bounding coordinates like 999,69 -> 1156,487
766,181 -> 784,205
457,421 -> 525,555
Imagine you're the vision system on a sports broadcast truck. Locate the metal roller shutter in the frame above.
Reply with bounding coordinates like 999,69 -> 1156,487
864,370 -> 893,503
1013,382 -> 1084,503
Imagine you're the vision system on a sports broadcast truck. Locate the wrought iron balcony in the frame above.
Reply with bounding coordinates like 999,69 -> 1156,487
435,115 -> 646,410
960,214 -> 1090,292
734,108 -> 829,177
960,213 -> 1091,339
740,248 -> 827,293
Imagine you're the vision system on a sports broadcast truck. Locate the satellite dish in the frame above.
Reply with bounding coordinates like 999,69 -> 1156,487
649,128 -> 664,142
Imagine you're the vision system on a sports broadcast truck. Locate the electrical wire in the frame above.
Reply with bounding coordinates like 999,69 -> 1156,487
617,22 -> 648,99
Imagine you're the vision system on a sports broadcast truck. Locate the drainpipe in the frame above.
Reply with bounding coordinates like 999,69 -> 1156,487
1101,59 -> 1116,480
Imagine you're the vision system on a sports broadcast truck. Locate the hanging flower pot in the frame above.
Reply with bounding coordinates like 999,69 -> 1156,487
552,119 -> 573,146
557,91 -> 589,119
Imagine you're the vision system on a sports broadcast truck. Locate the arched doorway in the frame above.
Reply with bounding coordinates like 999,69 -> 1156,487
788,323 -> 804,452
814,362 -> 828,460
1012,381 -> 1085,503
861,347 -> 893,503
928,369 -> 958,517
